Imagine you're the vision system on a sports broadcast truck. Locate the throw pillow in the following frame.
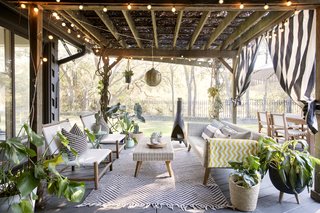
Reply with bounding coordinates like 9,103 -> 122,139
210,119 -> 225,129
61,124 -> 88,161
230,131 -> 252,139
220,126 -> 238,137
201,125 -> 219,140
214,129 -> 229,138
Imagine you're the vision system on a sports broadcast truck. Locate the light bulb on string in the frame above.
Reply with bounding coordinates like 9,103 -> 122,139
294,9 -> 300,15
62,22 -> 66,27
103,7 -> 107,12
239,3 -> 244,9
172,6 -> 176,13
77,34 -> 81,38
79,4 -> 83,10
48,35 -> 54,40
20,3 -> 26,9
56,0 -> 60,2
127,3 -> 132,10
219,0 -> 223,4
286,1 -> 292,6
264,3 -> 269,10
55,15 -> 60,20
33,6 -> 39,13
67,28 -> 71,34
147,5 -> 152,10
42,57 -> 48,62
52,12 -> 57,17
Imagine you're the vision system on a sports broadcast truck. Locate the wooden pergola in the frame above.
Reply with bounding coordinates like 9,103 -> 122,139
2,0 -> 320,203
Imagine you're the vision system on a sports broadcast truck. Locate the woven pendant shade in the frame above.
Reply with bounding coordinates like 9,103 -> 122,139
145,68 -> 161,86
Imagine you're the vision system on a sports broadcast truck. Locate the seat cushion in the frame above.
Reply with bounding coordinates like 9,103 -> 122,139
188,136 -> 205,166
230,131 -> 252,139
62,124 -> 88,161
220,126 -> 238,136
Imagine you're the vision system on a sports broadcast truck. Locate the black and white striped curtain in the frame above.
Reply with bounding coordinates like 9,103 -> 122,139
234,36 -> 262,105
265,10 -> 317,133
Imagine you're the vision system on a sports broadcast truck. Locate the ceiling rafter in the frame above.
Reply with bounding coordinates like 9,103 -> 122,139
173,10 -> 183,49
64,10 -> 109,47
188,11 -> 210,50
58,11 -> 101,46
219,11 -> 267,50
203,11 -> 240,50
151,10 -> 158,49
98,48 -> 237,58
95,10 -> 127,48
230,11 -> 293,49
122,10 -> 143,48
145,58 -> 212,68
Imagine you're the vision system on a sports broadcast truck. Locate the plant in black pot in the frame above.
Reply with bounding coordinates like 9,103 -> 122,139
258,137 -> 320,204
124,70 -> 134,84
229,155 -> 262,211
0,124 -> 85,212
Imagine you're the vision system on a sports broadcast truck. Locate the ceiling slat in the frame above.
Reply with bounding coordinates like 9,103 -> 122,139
64,10 -> 109,47
122,10 -> 143,48
189,11 -> 210,50
173,11 -> 183,49
95,10 -> 127,48
203,11 -> 240,50
219,11 -> 267,50
230,11 -> 293,49
151,10 -> 158,49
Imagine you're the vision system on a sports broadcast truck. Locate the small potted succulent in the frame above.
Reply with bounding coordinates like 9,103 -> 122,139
124,70 -> 134,84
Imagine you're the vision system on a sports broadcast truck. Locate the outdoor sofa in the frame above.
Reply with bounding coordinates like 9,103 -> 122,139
187,120 -> 266,185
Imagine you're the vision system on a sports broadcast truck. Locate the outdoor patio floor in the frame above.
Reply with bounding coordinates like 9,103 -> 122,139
36,152 -> 320,213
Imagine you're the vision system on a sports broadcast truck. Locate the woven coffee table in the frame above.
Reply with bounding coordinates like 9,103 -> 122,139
133,137 -> 174,177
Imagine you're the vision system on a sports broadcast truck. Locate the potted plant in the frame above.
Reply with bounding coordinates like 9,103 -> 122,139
0,124 -> 85,212
257,137 -> 320,204
92,111 -> 102,133
229,155 -> 261,211
119,112 -> 135,148
124,70 -> 134,84
131,103 -> 145,144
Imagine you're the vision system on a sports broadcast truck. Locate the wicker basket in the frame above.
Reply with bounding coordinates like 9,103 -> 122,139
229,176 -> 260,211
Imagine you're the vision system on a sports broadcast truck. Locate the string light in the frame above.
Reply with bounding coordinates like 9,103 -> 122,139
286,1 -> 292,6
52,12 -> 58,17
20,3 -> 26,9
95,49 -> 99,53
42,57 -> 48,62
55,15 -> 60,20
103,7 -> 107,12
127,3 -> 132,10
284,20 -> 289,26
219,0 -> 224,4
61,22 -> 66,27
280,27 -> 284,33
84,38 -> 89,42
172,6 -> 176,13
160,57 -> 163,60
171,57 -> 174,60
77,34 -> 81,38
48,35 -> 54,40
56,0 -> 60,2
67,28 -> 71,34
239,3 -> 244,9
33,6 -> 39,13
294,9 -> 300,15
71,23 -> 74,27
79,4 -> 83,10
188,59 -> 191,62
141,58 -> 144,61
147,4 -> 152,10
264,3 -> 269,10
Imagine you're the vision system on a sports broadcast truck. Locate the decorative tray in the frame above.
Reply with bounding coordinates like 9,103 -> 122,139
146,141 -> 167,148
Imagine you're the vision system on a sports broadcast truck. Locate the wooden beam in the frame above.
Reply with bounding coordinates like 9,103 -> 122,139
99,48 -> 237,58
219,11 -> 267,50
189,11 -> 210,50
203,11 -> 240,50
311,6 -> 320,203
218,57 -> 232,73
230,11 -> 292,49
29,4 -> 43,133
122,10 -> 143,48
64,10 -> 109,46
151,10 -> 158,49
143,58 -> 212,68
95,10 -> 127,48
173,11 -> 183,49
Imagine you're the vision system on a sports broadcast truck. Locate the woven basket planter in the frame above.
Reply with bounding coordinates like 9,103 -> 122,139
229,176 -> 260,211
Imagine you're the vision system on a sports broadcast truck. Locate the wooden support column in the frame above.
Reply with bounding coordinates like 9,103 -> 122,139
311,7 -> 320,203
232,57 -> 237,124
29,4 -> 43,134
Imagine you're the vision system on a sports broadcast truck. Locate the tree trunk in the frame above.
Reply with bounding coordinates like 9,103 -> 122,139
170,65 -> 175,119
184,66 -> 192,117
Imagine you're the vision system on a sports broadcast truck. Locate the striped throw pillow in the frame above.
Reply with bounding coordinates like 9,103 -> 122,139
61,124 -> 88,161
201,125 -> 219,140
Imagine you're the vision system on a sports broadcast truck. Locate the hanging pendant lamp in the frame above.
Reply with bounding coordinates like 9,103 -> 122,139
145,42 -> 161,86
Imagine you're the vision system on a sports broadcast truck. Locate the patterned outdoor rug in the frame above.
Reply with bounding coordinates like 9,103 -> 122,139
78,144 -> 230,211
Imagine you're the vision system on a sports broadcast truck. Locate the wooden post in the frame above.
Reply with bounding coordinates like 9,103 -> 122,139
232,57 -> 237,124
29,4 -> 43,134
311,7 -> 320,203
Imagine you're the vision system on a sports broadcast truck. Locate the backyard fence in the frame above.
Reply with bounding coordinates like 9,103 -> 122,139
139,99 -> 302,120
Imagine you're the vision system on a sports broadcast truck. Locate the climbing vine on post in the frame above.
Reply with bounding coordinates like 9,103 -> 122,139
96,55 -> 122,122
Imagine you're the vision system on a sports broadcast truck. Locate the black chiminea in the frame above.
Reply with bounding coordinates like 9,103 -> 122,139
171,98 -> 187,146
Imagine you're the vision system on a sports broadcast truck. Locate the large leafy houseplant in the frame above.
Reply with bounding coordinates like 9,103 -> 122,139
228,155 -> 262,211
257,137 -> 320,194
0,124 -> 85,213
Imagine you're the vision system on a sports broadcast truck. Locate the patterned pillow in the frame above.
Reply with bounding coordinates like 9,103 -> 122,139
230,131 -> 252,139
61,124 -> 88,161
201,125 -> 219,140
214,129 -> 229,138
210,119 -> 225,129
220,126 -> 238,137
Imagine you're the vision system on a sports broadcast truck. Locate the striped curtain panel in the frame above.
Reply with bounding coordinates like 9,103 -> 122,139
265,10 -> 317,133
234,36 -> 262,105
